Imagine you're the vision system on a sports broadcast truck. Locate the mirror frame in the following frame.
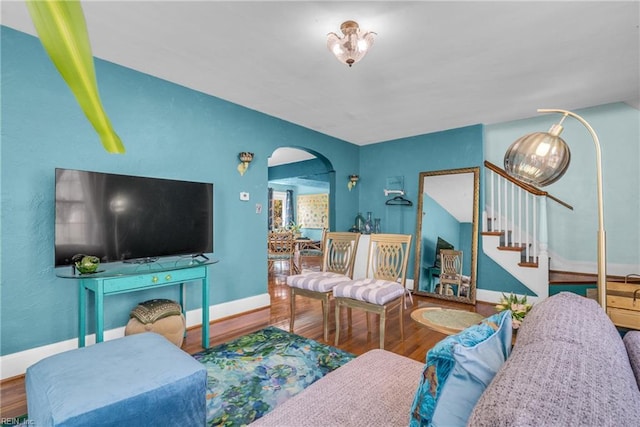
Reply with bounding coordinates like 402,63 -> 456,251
412,167 -> 480,304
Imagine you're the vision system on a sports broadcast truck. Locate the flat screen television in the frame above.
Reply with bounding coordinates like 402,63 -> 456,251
433,236 -> 454,268
54,168 -> 213,266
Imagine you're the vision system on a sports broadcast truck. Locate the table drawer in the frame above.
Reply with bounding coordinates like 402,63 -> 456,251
606,279 -> 640,329
607,280 -> 640,311
607,295 -> 640,311
607,307 -> 640,330
103,266 -> 206,293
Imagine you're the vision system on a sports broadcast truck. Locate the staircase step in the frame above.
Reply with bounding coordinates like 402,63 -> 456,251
481,231 -> 503,236
518,261 -> 539,268
497,245 -> 525,252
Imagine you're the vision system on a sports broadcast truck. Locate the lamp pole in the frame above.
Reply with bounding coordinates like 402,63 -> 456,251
538,109 -> 607,309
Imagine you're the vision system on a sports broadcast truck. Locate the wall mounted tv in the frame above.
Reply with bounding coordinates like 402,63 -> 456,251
55,168 -> 214,267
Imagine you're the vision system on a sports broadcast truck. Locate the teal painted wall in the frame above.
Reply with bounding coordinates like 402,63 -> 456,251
358,126 -> 484,279
3,25 -> 635,358
0,27 -> 359,356
357,126 -> 529,296
485,103 -> 640,275
268,158 -> 330,183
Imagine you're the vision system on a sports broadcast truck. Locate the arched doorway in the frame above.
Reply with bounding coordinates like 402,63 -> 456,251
267,147 -> 336,240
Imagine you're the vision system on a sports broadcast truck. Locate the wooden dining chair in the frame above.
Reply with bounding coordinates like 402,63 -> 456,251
287,232 -> 360,341
439,249 -> 463,296
333,233 -> 412,349
267,231 -> 297,275
298,228 -> 328,270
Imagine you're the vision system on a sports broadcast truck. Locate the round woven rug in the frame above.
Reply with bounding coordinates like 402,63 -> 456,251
411,307 -> 485,335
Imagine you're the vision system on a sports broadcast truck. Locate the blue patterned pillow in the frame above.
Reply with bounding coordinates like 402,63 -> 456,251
409,310 -> 512,426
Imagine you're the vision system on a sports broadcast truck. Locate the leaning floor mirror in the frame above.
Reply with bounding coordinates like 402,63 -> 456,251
413,167 -> 480,304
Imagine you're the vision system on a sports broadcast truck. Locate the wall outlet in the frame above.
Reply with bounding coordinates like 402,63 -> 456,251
240,192 -> 250,201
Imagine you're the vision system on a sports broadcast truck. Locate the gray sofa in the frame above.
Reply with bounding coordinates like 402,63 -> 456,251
253,292 -> 640,426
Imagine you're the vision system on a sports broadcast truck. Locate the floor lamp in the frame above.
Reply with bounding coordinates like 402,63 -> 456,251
503,108 -> 607,309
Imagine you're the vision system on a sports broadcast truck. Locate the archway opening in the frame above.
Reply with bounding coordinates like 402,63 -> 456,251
267,147 -> 335,241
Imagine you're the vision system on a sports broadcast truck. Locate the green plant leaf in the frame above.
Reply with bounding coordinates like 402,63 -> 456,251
27,0 -> 125,153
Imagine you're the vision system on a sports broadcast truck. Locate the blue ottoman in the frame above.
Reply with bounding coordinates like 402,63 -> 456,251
26,333 -> 207,426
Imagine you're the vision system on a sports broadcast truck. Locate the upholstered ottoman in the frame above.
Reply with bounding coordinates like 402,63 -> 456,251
26,332 -> 206,426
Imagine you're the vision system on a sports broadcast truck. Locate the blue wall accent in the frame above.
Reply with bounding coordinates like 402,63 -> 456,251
0,27 -> 359,355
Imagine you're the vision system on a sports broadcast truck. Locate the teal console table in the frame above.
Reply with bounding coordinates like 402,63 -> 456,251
57,257 -> 218,349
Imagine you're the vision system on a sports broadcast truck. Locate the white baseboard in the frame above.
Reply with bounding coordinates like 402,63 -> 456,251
0,293 -> 271,381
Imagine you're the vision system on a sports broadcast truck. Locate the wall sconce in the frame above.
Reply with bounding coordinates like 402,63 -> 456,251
237,152 -> 254,176
327,21 -> 376,67
348,174 -> 359,191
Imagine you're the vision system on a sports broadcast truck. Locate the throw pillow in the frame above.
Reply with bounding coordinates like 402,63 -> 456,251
130,299 -> 182,324
409,310 -> 512,427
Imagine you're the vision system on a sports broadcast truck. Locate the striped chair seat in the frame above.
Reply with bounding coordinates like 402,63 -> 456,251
333,278 -> 404,305
287,272 -> 351,293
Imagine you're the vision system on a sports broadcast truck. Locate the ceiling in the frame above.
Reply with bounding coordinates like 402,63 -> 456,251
2,1 -> 639,164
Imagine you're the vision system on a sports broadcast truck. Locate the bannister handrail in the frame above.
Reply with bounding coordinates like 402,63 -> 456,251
484,161 -> 573,210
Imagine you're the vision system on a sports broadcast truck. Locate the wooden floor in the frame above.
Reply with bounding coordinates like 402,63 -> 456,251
0,259 -> 496,419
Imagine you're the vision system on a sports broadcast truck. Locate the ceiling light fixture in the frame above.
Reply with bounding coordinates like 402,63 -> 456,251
327,20 -> 376,67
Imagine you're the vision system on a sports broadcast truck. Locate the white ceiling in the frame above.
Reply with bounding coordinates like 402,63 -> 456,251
2,1 -> 639,160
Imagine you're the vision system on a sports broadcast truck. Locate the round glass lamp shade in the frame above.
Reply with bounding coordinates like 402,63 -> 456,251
504,131 -> 571,187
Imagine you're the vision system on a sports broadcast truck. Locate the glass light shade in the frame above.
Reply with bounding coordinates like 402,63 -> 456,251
327,21 -> 375,67
504,129 -> 571,187
238,152 -> 254,163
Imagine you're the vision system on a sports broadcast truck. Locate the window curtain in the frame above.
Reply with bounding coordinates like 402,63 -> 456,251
267,187 -> 273,230
285,189 -> 294,227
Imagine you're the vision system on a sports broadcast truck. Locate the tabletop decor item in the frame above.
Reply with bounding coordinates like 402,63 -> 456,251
287,221 -> 303,238
73,254 -> 100,274
495,293 -> 532,329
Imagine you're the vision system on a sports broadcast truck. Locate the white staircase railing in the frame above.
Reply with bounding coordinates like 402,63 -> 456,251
482,161 -> 573,297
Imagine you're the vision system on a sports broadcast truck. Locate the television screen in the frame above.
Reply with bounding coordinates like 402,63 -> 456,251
434,237 -> 454,268
55,168 -> 213,266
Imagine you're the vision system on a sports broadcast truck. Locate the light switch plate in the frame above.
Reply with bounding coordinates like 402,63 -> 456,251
240,192 -> 250,201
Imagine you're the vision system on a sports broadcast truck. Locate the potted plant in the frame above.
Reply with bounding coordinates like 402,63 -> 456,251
287,221 -> 303,238
495,293 -> 533,329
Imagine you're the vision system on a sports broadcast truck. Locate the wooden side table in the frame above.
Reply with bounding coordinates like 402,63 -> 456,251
607,276 -> 640,330
411,307 -> 484,335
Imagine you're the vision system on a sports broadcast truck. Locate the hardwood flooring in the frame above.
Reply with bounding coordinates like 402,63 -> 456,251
0,259 -> 496,419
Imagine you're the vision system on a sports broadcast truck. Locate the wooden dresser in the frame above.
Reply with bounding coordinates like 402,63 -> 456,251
606,275 -> 640,330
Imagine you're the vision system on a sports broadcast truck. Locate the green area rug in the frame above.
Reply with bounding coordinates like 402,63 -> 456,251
192,326 -> 355,426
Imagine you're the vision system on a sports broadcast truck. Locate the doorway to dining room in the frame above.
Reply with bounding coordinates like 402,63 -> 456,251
267,147 -> 335,279
267,147 -> 335,239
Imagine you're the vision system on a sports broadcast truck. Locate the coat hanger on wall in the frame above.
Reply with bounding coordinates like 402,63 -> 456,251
385,195 -> 413,206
